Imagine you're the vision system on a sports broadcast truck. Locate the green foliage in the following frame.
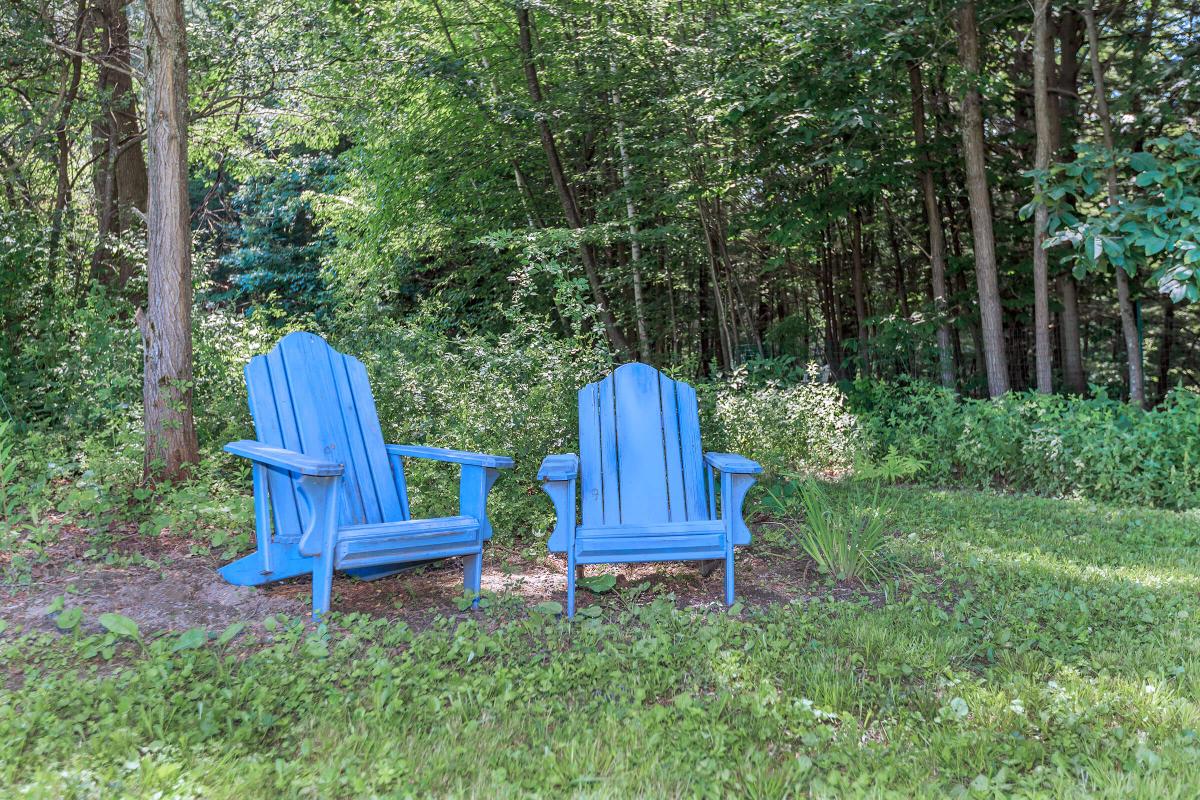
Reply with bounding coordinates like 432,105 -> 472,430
1039,134 -> 1200,303
852,379 -> 1200,509
706,366 -> 862,476
764,479 -> 896,583
2,488 -> 1199,795
577,573 -> 618,594
209,152 -> 339,317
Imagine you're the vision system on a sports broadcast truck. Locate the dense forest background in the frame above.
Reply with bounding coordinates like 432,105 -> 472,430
1,0 -> 1198,490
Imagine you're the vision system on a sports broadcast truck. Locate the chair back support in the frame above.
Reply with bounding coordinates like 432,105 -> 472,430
578,363 -> 710,528
244,332 -> 408,538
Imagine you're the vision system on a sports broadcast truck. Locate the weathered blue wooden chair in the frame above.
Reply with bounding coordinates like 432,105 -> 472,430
539,363 -> 761,617
219,332 -> 513,618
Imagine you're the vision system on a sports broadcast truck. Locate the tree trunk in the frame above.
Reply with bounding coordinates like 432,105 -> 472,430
1058,274 -> 1086,393
515,7 -> 632,360
1056,7 -> 1087,394
698,199 -> 734,370
851,208 -> 869,375
141,0 -> 198,482
1082,1 -> 1145,408
908,60 -> 955,388
92,0 -> 149,291
610,68 -> 651,361
1156,297 -> 1174,402
1030,0 -> 1053,393
46,2 -> 88,293
956,0 -> 1010,397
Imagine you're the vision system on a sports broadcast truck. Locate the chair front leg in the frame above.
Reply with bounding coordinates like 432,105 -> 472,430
458,464 -> 501,608
539,477 -> 577,617
719,471 -> 758,607
294,474 -> 341,619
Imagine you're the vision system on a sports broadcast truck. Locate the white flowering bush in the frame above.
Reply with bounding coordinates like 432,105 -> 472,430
705,367 -> 863,477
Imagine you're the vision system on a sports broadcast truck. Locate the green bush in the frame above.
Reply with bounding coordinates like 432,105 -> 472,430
706,366 -> 862,477
851,380 -> 1200,510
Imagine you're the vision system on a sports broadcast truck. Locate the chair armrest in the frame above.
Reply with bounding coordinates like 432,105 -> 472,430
225,441 -> 344,477
539,454 -> 578,554
538,453 -> 579,481
704,452 -> 763,475
385,444 -> 514,469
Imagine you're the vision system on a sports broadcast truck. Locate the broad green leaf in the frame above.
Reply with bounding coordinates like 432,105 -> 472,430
98,613 -> 140,639
217,621 -> 246,646
173,628 -> 208,652
1130,151 -> 1158,172
55,606 -> 82,630
578,574 -> 617,594
1143,236 -> 1168,256
532,601 -> 563,616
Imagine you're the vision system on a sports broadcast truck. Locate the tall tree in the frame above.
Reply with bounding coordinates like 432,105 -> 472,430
1082,1 -> 1145,408
515,5 -> 633,360
1056,5 -> 1087,394
908,60 -> 955,388
91,0 -> 148,290
140,0 -> 198,481
956,0 -> 1010,396
1030,0 -> 1054,393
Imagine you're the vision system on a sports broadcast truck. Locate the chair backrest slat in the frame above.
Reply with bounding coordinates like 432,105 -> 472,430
245,332 -> 407,534
579,363 -> 709,528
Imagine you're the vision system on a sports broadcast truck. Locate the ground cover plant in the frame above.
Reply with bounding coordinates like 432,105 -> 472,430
4,0 -> 1200,796
2,483 -> 1198,798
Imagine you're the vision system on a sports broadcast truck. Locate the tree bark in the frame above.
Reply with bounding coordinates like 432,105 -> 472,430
851,208 -> 870,375
611,73 -> 651,360
515,7 -> 632,359
1058,274 -> 1086,393
1082,1 -> 1145,408
46,2 -> 88,293
141,0 -> 198,482
1156,297 -> 1174,402
881,193 -> 910,318
1031,0 -> 1053,393
1056,7 -> 1087,394
956,0 -> 1010,396
92,0 -> 149,291
908,60 -> 955,388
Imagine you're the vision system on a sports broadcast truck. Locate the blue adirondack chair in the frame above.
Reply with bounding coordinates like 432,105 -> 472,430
539,362 -> 762,617
219,332 -> 513,617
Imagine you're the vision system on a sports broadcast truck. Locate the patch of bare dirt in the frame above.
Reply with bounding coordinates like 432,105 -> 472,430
1,517 -> 936,635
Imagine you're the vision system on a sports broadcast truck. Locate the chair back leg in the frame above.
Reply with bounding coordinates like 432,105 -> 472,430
724,546 -> 736,607
566,550 -> 577,618
463,550 -> 484,609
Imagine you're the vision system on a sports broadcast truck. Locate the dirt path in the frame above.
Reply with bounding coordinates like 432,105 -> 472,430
1,519 -> 881,635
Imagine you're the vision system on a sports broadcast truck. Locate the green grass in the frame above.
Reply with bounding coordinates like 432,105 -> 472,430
2,485 -> 1199,798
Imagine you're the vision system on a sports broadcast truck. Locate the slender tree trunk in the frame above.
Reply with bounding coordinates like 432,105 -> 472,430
698,199 -> 734,369
908,61 -> 955,388
1156,297 -> 1174,402
1082,1 -> 1145,408
611,73 -> 651,360
515,7 -> 632,359
1058,274 -> 1086,393
851,208 -> 870,375
92,0 -> 148,291
46,2 -> 88,293
1056,7 -> 1087,393
956,0 -> 1010,397
140,0 -> 198,482
1031,0 -> 1053,393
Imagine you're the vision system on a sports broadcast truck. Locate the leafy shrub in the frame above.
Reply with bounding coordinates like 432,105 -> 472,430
706,365 -> 862,476
763,478 -> 896,583
850,379 -> 1200,510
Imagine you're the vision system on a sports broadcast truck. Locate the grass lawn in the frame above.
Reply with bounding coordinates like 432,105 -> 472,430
2,484 -> 1199,798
